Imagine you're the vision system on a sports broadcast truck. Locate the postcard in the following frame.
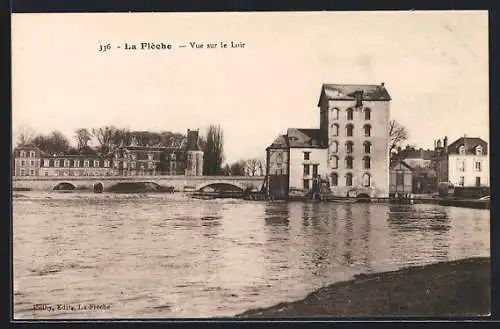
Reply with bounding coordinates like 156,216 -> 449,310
11,11 -> 490,319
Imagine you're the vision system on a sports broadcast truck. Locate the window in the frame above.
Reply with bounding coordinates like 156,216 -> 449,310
330,123 -> 339,137
459,145 -> 466,155
459,176 -> 465,186
330,155 -> 338,169
312,164 -> 319,177
115,153 -> 119,159
171,162 -> 176,170
330,141 -> 338,153
54,160 -> 60,167
30,169 -> 35,176
84,160 -> 89,167
476,146 -> 482,156
94,160 -> 100,167
345,156 -> 353,169
364,108 -> 371,120
20,151 -> 26,157
476,177 -> 481,187
303,164 -> 310,176
330,172 -> 338,186
346,124 -> 354,137
104,160 -> 110,168
148,154 -> 153,160
132,154 -> 137,160
20,169 -> 25,176
475,161 -> 482,172
347,108 -> 354,120
362,173 -> 371,187
131,161 -> 136,169
30,160 -> 35,166
303,179 -> 310,190
346,141 -> 353,153
170,153 -> 176,160
345,173 -> 353,186
303,152 -> 310,160
148,162 -> 154,169
363,141 -> 371,154
21,160 -> 26,166
64,160 -> 70,167
458,160 -> 465,172
74,160 -> 80,167
30,151 -> 36,157
43,159 -> 49,167
396,172 -> 404,186
44,171 -> 48,176
363,124 -> 371,137
331,108 -> 339,120
363,156 -> 371,169
277,152 -> 283,162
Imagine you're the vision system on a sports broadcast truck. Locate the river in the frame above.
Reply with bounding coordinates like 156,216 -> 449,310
12,192 -> 490,319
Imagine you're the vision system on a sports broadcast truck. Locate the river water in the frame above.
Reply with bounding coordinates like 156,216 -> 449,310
12,192 -> 490,319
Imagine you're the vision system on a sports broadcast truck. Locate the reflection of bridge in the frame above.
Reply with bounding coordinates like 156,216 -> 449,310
12,176 -> 265,192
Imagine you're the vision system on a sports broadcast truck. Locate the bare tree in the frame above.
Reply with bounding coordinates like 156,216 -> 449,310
389,120 -> 409,154
92,126 -> 117,153
202,124 -> 225,175
14,125 -> 37,147
245,158 -> 264,176
74,128 -> 93,150
32,130 -> 70,155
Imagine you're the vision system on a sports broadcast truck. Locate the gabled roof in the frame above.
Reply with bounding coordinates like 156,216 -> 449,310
286,128 -> 325,148
390,159 -> 413,171
266,134 -> 289,150
447,137 -> 488,155
318,83 -> 391,106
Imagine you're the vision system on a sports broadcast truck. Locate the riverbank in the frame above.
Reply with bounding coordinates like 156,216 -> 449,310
236,257 -> 490,317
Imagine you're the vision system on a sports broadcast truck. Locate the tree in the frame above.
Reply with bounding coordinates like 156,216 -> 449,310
74,128 -> 93,150
92,126 -> 117,153
32,130 -> 70,155
229,160 -> 247,176
389,120 -> 409,154
14,125 -> 36,147
245,158 -> 264,176
202,124 -> 225,175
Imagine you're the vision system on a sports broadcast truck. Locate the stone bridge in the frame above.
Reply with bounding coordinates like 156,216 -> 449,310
12,175 -> 265,192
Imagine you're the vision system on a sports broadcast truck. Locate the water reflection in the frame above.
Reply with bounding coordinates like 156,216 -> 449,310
13,192 -> 490,318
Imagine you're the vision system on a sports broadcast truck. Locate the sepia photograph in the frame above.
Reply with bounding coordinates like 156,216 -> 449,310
11,11 -> 490,319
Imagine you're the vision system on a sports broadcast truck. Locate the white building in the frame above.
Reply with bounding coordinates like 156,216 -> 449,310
447,137 -> 489,187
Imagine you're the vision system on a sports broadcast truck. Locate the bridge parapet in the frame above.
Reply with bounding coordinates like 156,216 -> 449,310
12,175 -> 265,192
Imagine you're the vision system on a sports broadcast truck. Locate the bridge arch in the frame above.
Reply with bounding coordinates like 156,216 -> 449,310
93,182 -> 104,193
195,181 -> 246,192
53,182 -> 76,191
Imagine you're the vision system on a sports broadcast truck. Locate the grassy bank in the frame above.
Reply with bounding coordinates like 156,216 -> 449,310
236,257 -> 490,318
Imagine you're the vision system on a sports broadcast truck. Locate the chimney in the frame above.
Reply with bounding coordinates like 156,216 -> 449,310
381,82 -> 385,87
443,136 -> 448,149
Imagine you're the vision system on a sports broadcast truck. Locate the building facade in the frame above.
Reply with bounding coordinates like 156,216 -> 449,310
447,137 -> 489,187
318,83 -> 391,197
266,83 -> 391,198
13,129 -> 204,177
389,159 -> 413,196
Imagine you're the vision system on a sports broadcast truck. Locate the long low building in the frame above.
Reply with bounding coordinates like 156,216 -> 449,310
13,129 -> 204,177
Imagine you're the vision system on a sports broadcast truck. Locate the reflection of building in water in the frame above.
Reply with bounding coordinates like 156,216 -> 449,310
266,83 -> 391,198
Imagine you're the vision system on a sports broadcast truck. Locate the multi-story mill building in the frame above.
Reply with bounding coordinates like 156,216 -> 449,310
266,82 -> 391,198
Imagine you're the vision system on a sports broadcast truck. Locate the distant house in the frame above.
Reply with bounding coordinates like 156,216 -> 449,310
393,146 -> 438,193
447,136 -> 489,187
389,159 -> 413,196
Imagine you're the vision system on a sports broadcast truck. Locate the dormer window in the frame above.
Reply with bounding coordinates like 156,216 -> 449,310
459,145 -> 466,155
476,146 -> 482,156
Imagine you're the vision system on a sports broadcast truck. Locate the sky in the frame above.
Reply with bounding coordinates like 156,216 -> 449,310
12,11 -> 489,164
